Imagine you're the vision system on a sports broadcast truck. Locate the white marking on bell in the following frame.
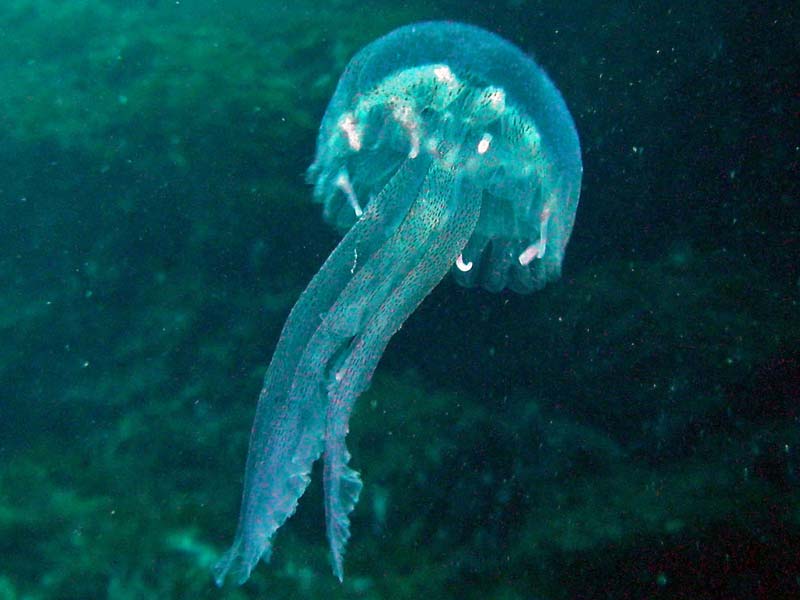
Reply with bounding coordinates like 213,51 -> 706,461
539,206 -> 552,243
390,98 -> 412,122
335,170 -> 363,217
518,243 -> 541,266
477,133 -> 492,155
408,133 -> 420,159
487,88 -> 506,113
338,112 -> 362,151
433,64 -> 455,84
389,97 -> 420,159
518,207 -> 553,265
455,254 -> 473,272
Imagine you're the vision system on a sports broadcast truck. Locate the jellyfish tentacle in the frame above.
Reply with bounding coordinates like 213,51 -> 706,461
263,158 -> 449,580
323,170 -> 483,579
213,157 -> 430,586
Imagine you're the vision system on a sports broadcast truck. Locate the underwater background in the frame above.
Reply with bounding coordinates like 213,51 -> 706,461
1,0 -> 797,598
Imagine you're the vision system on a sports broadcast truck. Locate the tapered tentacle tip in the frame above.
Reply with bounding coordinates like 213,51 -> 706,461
325,461 -> 363,582
328,522 -> 350,583
212,538 -> 271,588
212,552 -> 235,588
332,556 -> 345,583
212,554 -> 249,588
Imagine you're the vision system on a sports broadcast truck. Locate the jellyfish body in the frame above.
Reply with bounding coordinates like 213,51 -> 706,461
214,21 -> 582,585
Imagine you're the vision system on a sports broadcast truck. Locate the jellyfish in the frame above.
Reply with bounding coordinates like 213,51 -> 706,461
214,21 -> 582,585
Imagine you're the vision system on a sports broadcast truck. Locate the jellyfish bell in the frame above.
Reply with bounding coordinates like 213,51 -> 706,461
310,21 -> 582,293
214,21 -> 582,586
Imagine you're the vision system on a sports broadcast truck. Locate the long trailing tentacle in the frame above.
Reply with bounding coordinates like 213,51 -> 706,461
213,157 -> 429,586
322,167 -> 483,579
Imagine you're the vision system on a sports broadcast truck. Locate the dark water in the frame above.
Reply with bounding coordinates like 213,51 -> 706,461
1,1 -> 797,598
